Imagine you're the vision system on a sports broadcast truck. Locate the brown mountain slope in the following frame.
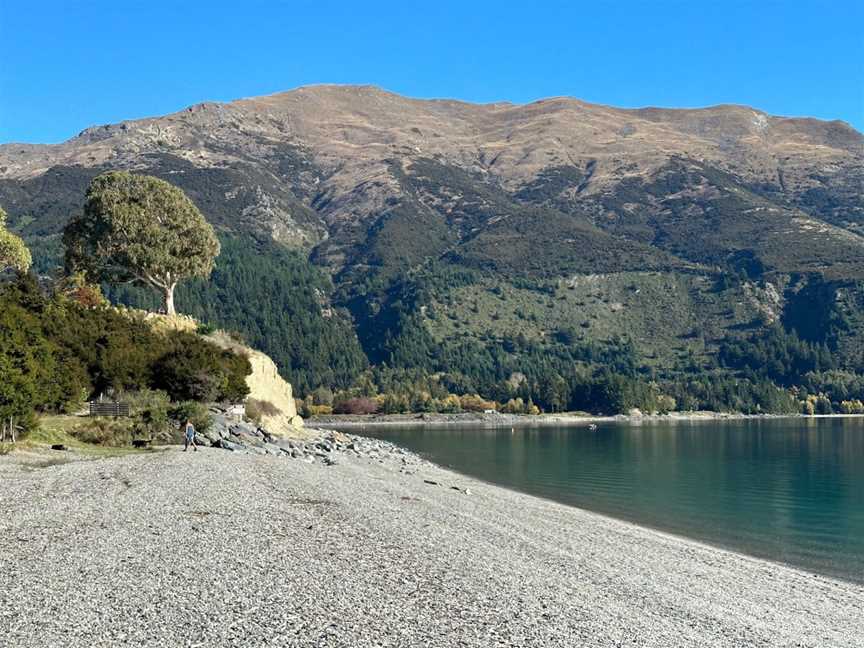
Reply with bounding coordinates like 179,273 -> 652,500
0,84 -> 861,282
3,84 -> 859,192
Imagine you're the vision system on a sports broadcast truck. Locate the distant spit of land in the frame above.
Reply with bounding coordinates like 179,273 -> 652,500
308,410 -> 863,429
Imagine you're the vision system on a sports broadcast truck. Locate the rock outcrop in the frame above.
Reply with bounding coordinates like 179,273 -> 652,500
141,315 -> 305,436
242,347 -> 305,435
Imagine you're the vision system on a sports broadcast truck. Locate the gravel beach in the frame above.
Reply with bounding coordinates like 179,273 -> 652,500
1,445 -> 861,647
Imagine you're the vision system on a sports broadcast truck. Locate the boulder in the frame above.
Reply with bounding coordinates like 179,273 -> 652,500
202,430 -> 222,444
237,433 -> 265,448
194,433 -> 212,447
263,443 -> 283,456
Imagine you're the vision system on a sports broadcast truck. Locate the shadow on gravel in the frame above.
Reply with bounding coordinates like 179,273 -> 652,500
19,457 -> 75,471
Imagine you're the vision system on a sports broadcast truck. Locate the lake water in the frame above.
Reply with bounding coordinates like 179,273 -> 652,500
360,418 -> 864,583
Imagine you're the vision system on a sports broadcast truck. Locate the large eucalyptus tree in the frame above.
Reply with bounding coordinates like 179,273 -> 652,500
64,171 -> 220,315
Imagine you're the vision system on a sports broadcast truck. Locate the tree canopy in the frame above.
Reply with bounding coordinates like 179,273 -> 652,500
0,207 -> 32,274
63,172 -> 219,314
0,274 -> 251,435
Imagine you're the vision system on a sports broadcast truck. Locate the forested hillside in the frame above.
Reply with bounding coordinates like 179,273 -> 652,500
1,85 -> 862,415
103,235 -> 368,394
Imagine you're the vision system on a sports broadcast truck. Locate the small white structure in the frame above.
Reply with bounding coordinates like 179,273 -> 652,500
226,403 -> 246,419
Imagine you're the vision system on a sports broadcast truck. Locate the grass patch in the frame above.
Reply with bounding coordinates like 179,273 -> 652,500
20,415 -> 159,457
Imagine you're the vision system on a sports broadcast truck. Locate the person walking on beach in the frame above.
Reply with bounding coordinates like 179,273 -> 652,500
184,419 -> 197,452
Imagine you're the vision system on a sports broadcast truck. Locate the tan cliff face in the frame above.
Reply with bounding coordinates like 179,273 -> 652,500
243,348 -> 305,436
202,331 -> 305,436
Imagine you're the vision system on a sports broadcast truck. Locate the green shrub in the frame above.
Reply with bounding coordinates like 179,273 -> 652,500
0,275 -> 249,430
123,389 -> 171,437
196,321 -> 216,336
43,298 -> 169,395
71,418 -> 134,446
169,401 -> 212,433
0,294 -> 88,422
152,333 -> 251,402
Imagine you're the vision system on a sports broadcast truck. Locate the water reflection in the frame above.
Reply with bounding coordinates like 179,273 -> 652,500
361,418 -> 864,583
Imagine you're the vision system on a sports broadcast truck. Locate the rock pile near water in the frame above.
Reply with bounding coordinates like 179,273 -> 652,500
196,411 -> 430,470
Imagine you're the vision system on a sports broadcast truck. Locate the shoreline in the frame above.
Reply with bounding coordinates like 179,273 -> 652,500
309,410 -> 864,429
2,443 -> 861,646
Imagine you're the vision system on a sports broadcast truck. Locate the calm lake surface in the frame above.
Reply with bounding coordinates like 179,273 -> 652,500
360,418 -> 864,583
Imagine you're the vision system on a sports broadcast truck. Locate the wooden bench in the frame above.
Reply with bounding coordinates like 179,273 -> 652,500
89,402 -> 130,417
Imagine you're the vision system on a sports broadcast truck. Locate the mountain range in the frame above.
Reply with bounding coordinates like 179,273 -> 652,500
1,85 -> 862,398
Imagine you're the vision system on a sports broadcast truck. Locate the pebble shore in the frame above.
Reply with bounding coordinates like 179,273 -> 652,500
1,437 -> 862,647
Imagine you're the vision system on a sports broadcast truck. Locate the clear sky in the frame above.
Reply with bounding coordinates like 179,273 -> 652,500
1,0 -> 862,143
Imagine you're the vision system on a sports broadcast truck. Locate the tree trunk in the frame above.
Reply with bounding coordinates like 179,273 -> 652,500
164,283 -> 177,315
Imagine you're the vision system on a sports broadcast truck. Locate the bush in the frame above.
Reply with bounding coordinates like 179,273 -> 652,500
123,389 -> 170,438
152,333 -> 251,402
196,321 -> 216,336
333,397 -> 379,415
500,397 -> 541,415
0,287 -> 90,419
44,300 -> 168,396
56,272 -> 108,309
71,418 -> 134,446
308,404 -> 333,416
654,394 -> 676,414
380,393 -> 409,414
169,401 -> 212,433
840,399 -> 864,414
297,396 -> 332,417
439,394 -> 462,413
0,276 -> 256,436
459,394 -> 498,412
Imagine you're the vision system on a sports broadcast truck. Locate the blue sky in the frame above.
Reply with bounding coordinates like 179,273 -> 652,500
1,0 -> 862,143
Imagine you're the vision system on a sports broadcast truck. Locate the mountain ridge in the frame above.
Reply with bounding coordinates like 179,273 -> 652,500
2,84 -> 860,177
0,85 -> 862,400
2,83 -> 861,150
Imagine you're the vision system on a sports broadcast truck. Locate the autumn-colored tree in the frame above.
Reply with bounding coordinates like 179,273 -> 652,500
63,172 -> 220,315
56,271 -> 108,308
0,207 -> 32,274
333,396 -> 380,415
458,393 -> 498,412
